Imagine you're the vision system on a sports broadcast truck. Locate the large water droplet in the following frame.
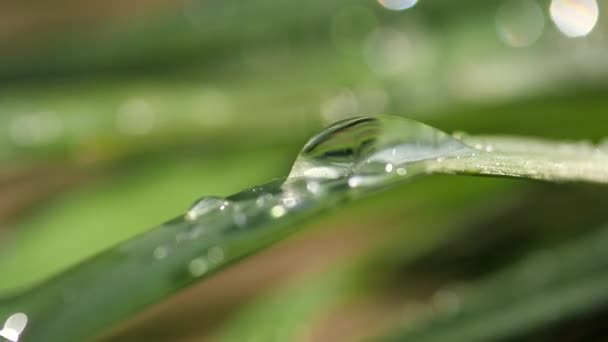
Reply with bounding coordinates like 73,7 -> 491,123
288,116 -> 474,189
185,196 -> 226,221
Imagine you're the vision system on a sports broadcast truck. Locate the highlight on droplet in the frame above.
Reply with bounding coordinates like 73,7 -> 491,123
549,0 -> 599,38
377,0 -> 418,11
0,313 -> 28,342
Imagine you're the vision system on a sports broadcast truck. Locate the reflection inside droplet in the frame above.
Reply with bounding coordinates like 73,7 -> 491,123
377,0 -> 418,11
550,0 -> 599,37
0,313 -> 28,342
496,0 -> 545,47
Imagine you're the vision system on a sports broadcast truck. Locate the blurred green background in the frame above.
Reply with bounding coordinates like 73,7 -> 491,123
1,0 -> 608,341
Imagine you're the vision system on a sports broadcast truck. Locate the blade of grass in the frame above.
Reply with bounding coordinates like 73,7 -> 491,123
1,116 -> 606,341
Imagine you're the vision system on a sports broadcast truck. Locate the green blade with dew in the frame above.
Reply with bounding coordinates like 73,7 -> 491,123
1,116 -> 607,341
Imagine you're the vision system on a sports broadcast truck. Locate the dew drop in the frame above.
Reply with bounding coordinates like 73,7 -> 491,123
270,205 -> 287,218
397,167 -> 408,176
348,176 -> 363,188
153,246 -> 169,260
208,246 -> 225,264
289,116 -> 474,187
233,211 -> 247,227
185,196 -> 225,221
188,258 -> 208,277
219,201 -> 231,211
256,193 -> 273,207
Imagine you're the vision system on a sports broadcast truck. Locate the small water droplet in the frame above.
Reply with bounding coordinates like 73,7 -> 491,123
256,193 -> 273,207
436,157 -> 445,163
233,212 -> 247,227
185,196 -> 225,221
385,163 -> 394,173
208,246 -> 225,264
153,246 -> 169,260
219,201 -> 231,211
397,167 -> 408,176
348,176 -> 363,188
188,258 -> 208,277
270,205 -> 287,218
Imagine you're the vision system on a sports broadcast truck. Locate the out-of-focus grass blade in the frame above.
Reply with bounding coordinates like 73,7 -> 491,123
382,223 -> 608,342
